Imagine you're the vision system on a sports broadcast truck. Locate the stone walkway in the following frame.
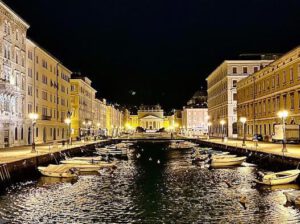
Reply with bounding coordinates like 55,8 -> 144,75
0,140 -> 108,164
200,137 -> 300,159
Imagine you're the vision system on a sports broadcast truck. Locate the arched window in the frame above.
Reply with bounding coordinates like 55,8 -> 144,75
16,29 -> 19,40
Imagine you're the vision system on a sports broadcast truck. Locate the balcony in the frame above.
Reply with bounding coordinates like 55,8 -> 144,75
41,115 -> 52,121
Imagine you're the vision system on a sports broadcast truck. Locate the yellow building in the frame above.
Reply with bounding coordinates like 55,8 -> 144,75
206,60 -> 273,138
26,39 -> 72,144
70,75 -> 96,139
237,47 -> 300,141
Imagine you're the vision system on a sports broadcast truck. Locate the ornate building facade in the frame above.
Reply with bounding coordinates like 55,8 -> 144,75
237,47 -> 300,141
206,60 -> 273,138
0,2 -> 29,148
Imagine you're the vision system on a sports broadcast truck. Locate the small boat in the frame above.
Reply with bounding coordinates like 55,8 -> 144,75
256,170 -> 300,186
70,156 -> 102,162
210,156 -> 247,168
60,159 -> 114,165
284,191 -> 300,206
65,162 -> 117,172
38,164 -> 78,178
210,154 -> 237,159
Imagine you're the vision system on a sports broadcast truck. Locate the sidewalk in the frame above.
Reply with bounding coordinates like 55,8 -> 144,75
202,137 -> 300,159
0,139 -> 108,164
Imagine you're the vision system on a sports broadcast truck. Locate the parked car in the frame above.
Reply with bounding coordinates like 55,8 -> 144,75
253,134 -> 263,141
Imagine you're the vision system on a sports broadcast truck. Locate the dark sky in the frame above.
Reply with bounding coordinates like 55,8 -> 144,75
4,0 -> 300,110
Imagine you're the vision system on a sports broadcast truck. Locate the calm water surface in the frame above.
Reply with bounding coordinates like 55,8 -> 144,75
0,142 -> 300,223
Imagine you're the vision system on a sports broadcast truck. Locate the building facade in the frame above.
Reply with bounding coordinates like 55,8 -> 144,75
182,107 -> 208,135
26,39 -> 72,144
237,47 -> 300,141
206,60 -> 273,138
0,2 -> 29,148
70,75 -> 96,139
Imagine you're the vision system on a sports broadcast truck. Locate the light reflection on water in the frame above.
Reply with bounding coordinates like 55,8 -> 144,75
0,142 -> 300,223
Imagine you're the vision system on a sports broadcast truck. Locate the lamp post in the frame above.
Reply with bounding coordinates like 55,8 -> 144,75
64,117 -> 71,145
278,110 -> 288,153
29,113 -> 38,153
220,120 -> 226,142
240,117 -> 247,147
207,122 -> 212,140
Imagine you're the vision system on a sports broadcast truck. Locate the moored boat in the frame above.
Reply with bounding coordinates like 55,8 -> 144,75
210,156 -> 246,168
38,164 -> 78,178
64,162 -> 117,172
256,170 -> 300,186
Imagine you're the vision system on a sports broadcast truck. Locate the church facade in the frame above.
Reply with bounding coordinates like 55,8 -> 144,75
128,105 -> 174,131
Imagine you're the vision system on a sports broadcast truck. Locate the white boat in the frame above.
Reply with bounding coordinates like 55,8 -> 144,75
60,159 -> 113,165
65,162 -> 117,172
256,170 -> 300,186
210,156 -> 247,168
70,156 -> 102,162
211,154 -> 237,159
38,164 -> 78,178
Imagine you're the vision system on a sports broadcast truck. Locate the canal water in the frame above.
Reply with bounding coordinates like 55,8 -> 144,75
0,142 -> 300,223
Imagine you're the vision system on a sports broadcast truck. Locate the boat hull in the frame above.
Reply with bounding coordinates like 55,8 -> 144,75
210,157 -> 246,168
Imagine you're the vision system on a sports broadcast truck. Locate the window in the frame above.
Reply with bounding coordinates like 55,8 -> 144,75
28,104 -> 33,113
16,29 -> 19,41
232,67 -> 237,74
28,86 -> 33,96
28,68 -> 32,77
42,91 -> 48,101
254,66 -> 259,73
36,56 -> 39,64
232,80 -> 237,87
42,107 -> 47,116
290,68 -> 294,82
21,127 -> 23,140
276,74 -> 280,86
290,93 -> 295,110
298,64 -> 300,79
243,67 -> 248,74
233,93 -> 237,101
42,75 -> 48,84
28,51 -> 33,60
36,72 -> 39,81
283,95 -> 287,109
283,71 -> 286,84
15,127 -> 18,140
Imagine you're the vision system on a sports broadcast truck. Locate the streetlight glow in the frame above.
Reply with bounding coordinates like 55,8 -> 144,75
240,117 -> 247,123
278,110 -> 288,119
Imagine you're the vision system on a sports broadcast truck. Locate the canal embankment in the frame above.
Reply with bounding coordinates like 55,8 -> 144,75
0,139 -> 118,186
194,138 -> 300,169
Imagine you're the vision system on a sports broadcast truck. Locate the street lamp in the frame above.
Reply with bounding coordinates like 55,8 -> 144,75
29,113 -> 38,153
64,117 -> 71,145
240,117 -> 247,147
278,110 -> 288,153
207,122 -> 212,140
220,119 -> 226,142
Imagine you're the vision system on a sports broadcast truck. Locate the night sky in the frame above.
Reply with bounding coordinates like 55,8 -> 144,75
4,0 -> 300,110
